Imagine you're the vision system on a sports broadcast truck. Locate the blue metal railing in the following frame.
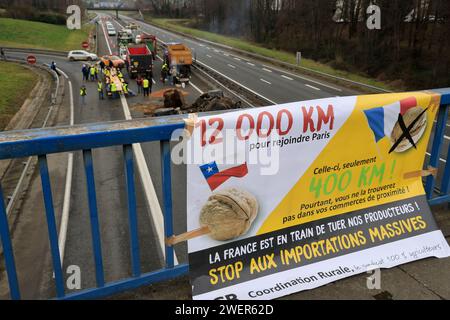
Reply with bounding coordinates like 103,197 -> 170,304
0,89 -> 449,300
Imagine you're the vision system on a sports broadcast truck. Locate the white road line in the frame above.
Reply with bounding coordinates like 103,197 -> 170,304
56,68 -> 74,266
206,54 -> 212,58
228,64 -> 236,69
224,53 -> 230,57
196,59 -> 277,105
193,65 -> 254,107
281,75 -> 294,81
265,64 -> 343,92
206,46 -> 211,50
260,78 -> 272,85
247,62 -> 255,66
100,20 -> 113,54
305,84 -> 321,91
425,152 -> 447,163
234,57 -> 241,61
262,68 -> 273,73
190,82 -> 204,95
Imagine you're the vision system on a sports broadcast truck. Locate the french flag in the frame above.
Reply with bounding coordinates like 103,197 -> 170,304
199,161 -> 248,191
363,97 -> 417,142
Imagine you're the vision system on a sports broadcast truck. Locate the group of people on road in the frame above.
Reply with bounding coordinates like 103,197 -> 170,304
78,60 -> 169,105
80,64 -> 149,104
82,64 -> 100,82
160,62 -> 178,86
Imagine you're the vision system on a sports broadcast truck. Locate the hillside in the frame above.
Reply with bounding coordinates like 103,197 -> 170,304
0,18 -> 93,51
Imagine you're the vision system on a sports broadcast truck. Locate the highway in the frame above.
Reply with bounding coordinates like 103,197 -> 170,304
119,15 -> 357,104
0,12 -> 448,299
118,14 -> 449,190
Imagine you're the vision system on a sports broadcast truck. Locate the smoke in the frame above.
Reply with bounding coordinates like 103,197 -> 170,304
205,0 -> 252,37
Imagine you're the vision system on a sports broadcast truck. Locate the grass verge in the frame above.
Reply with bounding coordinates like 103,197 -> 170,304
146,17 -> 392,91
0,18 -> 94,51
0,61 -> 38,130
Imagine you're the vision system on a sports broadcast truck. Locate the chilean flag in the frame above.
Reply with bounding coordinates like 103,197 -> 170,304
199,161 -> 248,191
363,97 -> 417,142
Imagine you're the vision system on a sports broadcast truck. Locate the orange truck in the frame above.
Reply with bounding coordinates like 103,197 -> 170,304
163,43 -> 193,85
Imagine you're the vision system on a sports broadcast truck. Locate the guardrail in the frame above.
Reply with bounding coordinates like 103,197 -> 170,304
0,90 -> 449,300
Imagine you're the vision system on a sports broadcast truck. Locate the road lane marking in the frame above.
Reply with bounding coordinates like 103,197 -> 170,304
100,20 -> 113,54
234,57 -> 241,61
224,53 -> 230,57
261,64 -> 342,92
425,152 -> 447,163
193,65 -> 254,107
262,68 -> 273,73
281,75 -> 294,81
190,82 -> 204,95
247,62 -> 255,66
228,64 -> 236,69
260,78 -> 272,85
196,59 -> 277,104
55,68 -> 74,266
305,84 -> 321,91
206,54 -> 212,58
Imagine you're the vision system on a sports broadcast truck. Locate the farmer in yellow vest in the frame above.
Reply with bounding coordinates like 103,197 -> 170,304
122,82 -> 129,95
80,85 -> 87,104
111,82 -> 117,99
90,65 -> 96,81
97,80 -> 104,100
142,77 -> 150,97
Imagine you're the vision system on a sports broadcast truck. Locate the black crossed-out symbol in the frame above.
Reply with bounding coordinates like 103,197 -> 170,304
389,108 -> 428,154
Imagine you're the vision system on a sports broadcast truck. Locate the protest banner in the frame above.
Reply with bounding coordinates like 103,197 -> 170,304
180,91 -> 450,300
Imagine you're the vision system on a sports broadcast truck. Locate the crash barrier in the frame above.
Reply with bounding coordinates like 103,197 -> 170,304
0,89 -> 449,299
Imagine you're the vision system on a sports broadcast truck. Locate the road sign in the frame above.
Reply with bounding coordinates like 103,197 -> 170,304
26,55 -> 36,64
82,41 -> 89,49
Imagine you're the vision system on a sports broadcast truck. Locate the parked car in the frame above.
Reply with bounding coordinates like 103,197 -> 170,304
68,50 -> 98,62
101,55 -> 125,68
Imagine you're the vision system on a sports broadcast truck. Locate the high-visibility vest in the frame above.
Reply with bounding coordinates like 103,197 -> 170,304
118,72 -> 123,78
90,67 -> 95,75
162,64 -> 168,71
80,88 -> 87,96
105,69 -> 110,77
97,82 -> 103,92
143,79 -> 149,88
111,83 -> 117,92
123,83 -> 128,93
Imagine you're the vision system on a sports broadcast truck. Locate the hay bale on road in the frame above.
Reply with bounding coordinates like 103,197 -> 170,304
163,89 -> 186,109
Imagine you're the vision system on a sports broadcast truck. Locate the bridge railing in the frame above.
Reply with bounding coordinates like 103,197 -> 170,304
0,91 -> 449,299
